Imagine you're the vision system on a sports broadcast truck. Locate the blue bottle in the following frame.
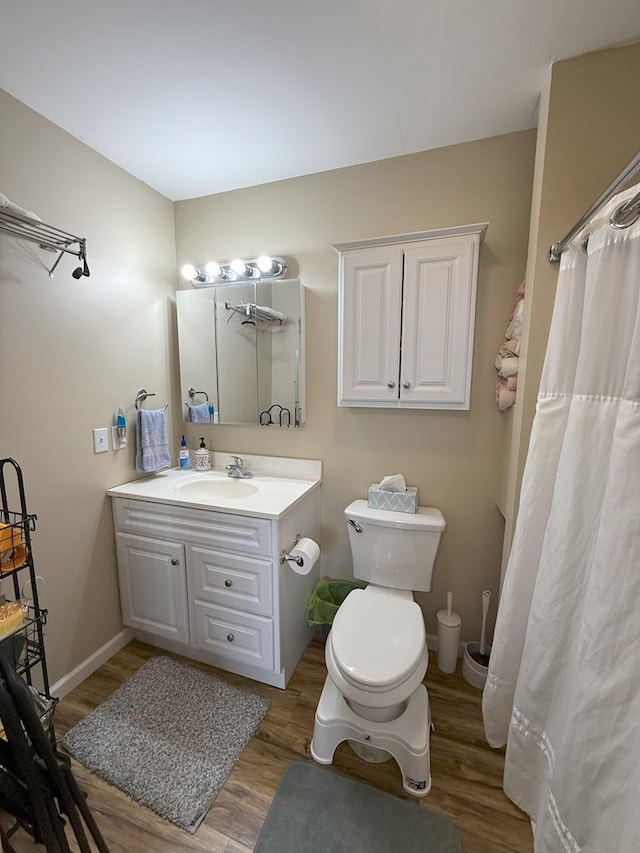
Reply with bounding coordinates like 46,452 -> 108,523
179,435 -> 190,469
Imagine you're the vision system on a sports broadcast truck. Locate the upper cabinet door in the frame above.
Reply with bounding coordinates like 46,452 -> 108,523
335,224 -> 487,410
401,235 -> 479,409
338,245 -> 403,405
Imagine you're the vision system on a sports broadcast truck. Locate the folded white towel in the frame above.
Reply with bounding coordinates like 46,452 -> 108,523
186,402 -> 210,423
0,192 -> 42,222
377,474 -> 407,492
255,305 -> 286,323
136,409 -> 171,473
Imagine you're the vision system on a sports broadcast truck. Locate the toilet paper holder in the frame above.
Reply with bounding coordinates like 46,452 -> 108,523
280,534 -> 304,566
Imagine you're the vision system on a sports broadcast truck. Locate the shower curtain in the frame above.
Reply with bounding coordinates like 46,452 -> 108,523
483,182 -> 640,853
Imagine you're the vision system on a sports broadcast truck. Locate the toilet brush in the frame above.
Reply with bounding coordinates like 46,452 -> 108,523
470,590 -> 491,668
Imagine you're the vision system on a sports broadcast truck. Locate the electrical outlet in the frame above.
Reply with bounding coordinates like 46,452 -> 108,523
93,427 -> 109,453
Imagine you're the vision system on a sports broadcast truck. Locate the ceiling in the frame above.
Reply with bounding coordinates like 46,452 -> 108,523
2,2 -> 639,202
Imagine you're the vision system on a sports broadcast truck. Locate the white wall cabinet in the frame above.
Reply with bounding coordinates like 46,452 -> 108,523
336,223 -> 488,410
112,489 -> 320,689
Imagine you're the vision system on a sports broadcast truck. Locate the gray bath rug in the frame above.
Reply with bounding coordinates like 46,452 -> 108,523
62,655 -> 269,832
254,762 -> 462,853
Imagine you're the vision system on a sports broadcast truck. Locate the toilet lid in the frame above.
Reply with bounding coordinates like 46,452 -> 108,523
331,589 -> 426,689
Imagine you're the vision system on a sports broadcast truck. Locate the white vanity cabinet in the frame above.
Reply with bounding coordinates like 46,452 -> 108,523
110,471 -> 321,689
335,223 -> 488,410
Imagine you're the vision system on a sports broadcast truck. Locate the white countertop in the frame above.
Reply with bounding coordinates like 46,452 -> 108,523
107,454 -> 322,520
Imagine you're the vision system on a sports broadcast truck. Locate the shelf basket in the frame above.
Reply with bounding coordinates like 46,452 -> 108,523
0,605 -> 47,675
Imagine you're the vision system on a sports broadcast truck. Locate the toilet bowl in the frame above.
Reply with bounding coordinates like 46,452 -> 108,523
310,499 -> 446,797
326,586 -> 428,719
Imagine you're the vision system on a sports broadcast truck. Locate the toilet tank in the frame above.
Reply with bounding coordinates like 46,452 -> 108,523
344,500 -> 446,592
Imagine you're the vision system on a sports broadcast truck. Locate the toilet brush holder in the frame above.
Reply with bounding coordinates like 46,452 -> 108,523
436,592 -> 461,674
462,642 -> 491,689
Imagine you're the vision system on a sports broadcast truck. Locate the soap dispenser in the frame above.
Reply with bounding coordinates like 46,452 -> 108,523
195,437 -> 212,471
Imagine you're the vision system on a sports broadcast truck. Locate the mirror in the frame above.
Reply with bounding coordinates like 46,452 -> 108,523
176,278 -> 305,427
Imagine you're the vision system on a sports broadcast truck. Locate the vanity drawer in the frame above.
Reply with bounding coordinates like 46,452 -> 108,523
193,602 -> 274,671
113,498 -> 272,555
190,546 -> 273,616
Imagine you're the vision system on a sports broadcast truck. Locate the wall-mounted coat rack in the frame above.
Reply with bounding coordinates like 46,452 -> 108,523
0,196 -> 90,279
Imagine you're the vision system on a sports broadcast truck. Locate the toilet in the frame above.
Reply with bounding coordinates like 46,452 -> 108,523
310,499 -> 446,796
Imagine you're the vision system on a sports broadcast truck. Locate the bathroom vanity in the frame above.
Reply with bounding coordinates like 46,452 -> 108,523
107,454 -> 321,688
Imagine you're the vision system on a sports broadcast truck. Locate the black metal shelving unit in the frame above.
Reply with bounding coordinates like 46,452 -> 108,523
0,457 -> 51,699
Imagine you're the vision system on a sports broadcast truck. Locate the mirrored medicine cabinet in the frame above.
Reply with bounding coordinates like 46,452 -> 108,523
176,278 -> 305,427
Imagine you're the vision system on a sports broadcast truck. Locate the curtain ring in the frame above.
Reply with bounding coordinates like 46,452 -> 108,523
610,193 -> 640,230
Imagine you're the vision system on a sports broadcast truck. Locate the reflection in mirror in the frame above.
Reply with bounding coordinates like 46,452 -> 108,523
176,278 -> 305,427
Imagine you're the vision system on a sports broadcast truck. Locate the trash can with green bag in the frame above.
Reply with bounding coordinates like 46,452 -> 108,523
306,578 -> 360,637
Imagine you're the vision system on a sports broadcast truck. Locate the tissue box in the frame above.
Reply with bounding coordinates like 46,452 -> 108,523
367,485 -> 419,514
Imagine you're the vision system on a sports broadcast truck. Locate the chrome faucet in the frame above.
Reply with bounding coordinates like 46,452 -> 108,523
226,455 -> 253,479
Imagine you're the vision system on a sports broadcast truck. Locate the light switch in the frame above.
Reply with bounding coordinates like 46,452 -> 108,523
93,427 -> 109,453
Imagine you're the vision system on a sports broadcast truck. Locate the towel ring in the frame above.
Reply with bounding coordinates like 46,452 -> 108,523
187,387 -> 209,403
135,389 -> 169,411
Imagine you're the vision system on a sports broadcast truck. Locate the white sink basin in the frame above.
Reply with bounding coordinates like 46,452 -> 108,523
173,475 -> 258,500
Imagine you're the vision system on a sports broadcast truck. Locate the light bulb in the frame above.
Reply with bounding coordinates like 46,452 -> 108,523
205,261 -> 222,277
257,254 -> 273,272
180,263 -> 198,281
231,258 -> 247,275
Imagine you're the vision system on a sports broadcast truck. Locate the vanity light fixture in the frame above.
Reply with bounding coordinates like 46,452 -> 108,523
230,258 -> 260,279
257,254 -> 287,277
180,263 -> 214,284
180,255 -> 288,287
205,261 -> 234,281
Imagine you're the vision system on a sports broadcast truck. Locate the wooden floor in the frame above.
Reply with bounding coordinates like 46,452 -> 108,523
1,639 -> 533,853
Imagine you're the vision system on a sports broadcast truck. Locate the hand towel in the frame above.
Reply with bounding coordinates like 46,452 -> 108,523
136,409 -> 171,473
186,402 -> 211,423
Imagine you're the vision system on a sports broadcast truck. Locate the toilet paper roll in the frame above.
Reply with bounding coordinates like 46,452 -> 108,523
288,537 -> 320,575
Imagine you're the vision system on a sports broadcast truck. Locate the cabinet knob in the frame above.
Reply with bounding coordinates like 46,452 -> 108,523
224,579 -> 233,588
226,633 -> 235,643
170,558 -> 179,566
387,381 -> 395,389
402,380 -> 411,390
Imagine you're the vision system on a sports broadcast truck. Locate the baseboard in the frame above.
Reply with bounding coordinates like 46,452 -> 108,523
50,628 -> 134,699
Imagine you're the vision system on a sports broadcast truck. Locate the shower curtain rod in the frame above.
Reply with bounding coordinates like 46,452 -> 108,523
548,147 -> 640,263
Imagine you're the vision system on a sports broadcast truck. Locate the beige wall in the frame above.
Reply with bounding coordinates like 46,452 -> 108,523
0,89 -> 178,687
5,41 -> 635,689
502,41 -> 640,568
175,131 -> 536,644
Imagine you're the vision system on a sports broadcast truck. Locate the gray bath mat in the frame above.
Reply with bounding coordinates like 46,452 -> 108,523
254,762 -> 462,852
63,655 -> 269,832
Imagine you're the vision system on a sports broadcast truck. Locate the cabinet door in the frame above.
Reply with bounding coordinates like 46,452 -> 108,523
116,533 -> 189,643
401,235 -> 478,409
338,245 -> 403,405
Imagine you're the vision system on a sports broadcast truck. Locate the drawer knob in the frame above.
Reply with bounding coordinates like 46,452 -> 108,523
226,633 -> 235,643
224,579 -> 233,588
170,558 -> 179,566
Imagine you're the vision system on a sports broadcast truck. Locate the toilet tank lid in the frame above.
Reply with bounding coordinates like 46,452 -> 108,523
345,500 -> 446,531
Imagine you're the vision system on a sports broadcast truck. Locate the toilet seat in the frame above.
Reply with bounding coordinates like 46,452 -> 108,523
331,587 -> 425,690
327,587 -> 428,707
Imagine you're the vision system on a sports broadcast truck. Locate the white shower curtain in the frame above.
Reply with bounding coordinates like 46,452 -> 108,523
483,182 -> 640,853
